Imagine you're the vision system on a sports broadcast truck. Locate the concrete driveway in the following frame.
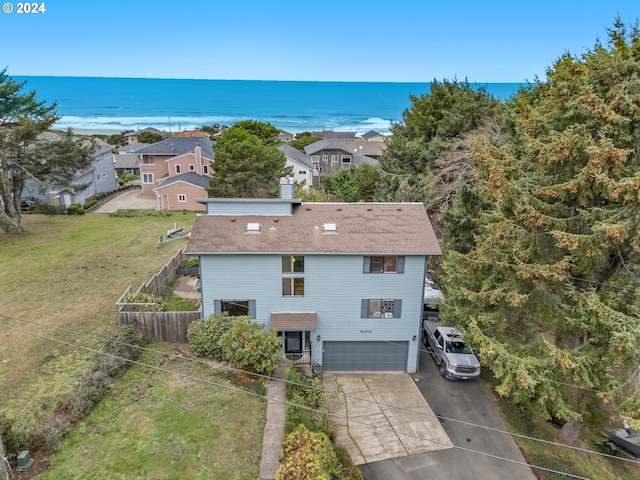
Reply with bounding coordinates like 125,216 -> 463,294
323,373 -> 453,465
91,188 -> 157,213
357,350 -> 537,480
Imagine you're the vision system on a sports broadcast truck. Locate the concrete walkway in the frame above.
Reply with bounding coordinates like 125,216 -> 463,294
91,188 -> 157,213
259,358 -> 289,479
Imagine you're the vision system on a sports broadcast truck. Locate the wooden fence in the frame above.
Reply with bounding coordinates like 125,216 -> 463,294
138,248 -> 185,297
116,248 -> 202,343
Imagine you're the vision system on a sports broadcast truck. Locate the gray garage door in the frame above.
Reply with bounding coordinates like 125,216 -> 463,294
322,341 -> 408,371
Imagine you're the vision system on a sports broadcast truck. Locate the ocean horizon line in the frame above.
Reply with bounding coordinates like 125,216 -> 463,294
14,74 -> 527,86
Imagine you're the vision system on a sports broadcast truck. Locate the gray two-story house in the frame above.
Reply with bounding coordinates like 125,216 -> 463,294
185,182 -> 441,372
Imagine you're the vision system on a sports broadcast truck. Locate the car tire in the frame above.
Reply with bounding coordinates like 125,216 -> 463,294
439,362 -> 447,378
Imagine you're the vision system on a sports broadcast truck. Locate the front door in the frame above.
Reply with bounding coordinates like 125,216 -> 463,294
285,331 -> 302,353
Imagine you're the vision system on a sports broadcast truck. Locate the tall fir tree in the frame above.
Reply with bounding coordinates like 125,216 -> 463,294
441,19 -> 640,423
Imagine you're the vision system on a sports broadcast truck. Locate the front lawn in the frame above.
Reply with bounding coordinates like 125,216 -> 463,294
36,346 -> 264,480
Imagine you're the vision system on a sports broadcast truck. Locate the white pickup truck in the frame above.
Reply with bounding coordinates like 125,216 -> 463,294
422,320 -> 481,380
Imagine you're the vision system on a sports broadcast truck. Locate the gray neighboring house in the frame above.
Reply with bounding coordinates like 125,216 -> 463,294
304,139 -> 377,175
113,143 -> 150,177
185,180 -> 441,373
22,138 -> 118,207
361,130 -> 387,142
310,130 -> 357,141
278,144 -> 317,189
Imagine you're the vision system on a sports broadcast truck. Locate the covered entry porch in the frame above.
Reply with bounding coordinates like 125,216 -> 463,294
271,312 -> 317,365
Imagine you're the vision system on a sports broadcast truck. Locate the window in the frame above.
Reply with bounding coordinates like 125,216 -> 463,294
311,154 -> 319,163
175,165 -> 182,174
341,155 -> 352,166
282,255 -> 304,273
189,164 -> 195,171
331,155 -> 338,165
146,155 -> 155,165
361,299 -> 402,318
283,277 -> 304,296
142,173 -> 154,183
299,170 -> 306,175
215,299 -> 256,317
363,256 -> 404,273
202,165 -> 209,174
322,154 -> 329,162
178,194 -> 187,202
282,255 -> 304,296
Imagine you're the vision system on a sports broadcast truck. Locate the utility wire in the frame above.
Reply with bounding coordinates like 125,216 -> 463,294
3,313 -> 638,466
0,319 -> 593,480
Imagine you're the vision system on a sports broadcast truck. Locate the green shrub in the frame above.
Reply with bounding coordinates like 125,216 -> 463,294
334,444 -> 363,480
219,318 -> 282,374
31,202 -> 65,215
83,199 -> 98,209
180,255 -> 200,269
187,313 -> 234,358
124,292 -> 167,312
276,424 -> 340,480
284,366 -> 336,438
67,203 -> 86,215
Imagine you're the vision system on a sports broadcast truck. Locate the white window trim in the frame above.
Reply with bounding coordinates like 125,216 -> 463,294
142,173 -> 154,184
177,194 -> 187,203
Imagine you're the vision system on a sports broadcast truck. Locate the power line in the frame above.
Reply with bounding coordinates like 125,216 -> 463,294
3,313 -> 638,467
0,319 -> 594,480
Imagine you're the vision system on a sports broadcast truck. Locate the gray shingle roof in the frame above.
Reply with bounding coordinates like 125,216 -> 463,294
135,137 -> 214,158
154,172 -> 211,190
310,131 -> 357,140
303,139 -> 378,167
186,202 -> 441,256
278,144 -> 314,169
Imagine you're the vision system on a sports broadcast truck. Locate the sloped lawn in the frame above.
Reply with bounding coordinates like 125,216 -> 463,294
35,346 -> 264,480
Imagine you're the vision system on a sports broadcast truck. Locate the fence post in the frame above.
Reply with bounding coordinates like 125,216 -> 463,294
153,304 -> 159,342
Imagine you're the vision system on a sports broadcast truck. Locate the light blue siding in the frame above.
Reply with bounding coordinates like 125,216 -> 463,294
199,253 -> 427,372
204,199 -> 296,216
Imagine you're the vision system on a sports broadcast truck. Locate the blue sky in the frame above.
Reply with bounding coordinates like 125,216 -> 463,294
1,0 -> 638,82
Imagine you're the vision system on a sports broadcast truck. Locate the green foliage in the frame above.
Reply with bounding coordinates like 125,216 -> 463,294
276,425 -> 341,480
284,365 -> 336,439
208,121 -> 293,198
440,19 -> 640,425
288,135 -> 322,151
219,318 -> 282,374
294,185 -> 338,202
137,131 -> 163,144
124,292 -> 167,311
31,202 -> 66,215
117,172 -> 138,185
0,69 -> 95,233
180,255 -> 200,269
83,199 -> 98,209
333,444 -> 363,480
352,163 -> 382,201
66,202 -> 86,215
198,123 -> 228,136
187,313 -> 234,358
106,129 -> 133,146
329,169 -> 359,202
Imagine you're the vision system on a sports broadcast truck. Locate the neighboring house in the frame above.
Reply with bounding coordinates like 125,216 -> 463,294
137,137 -> 214,211
361,130 -> 387,142
113,143 -> 149,177
124,127 -> 168,145
334,139 -> 386,161
277,130 -> 294,143
310,130 -> 357,141
278,144 -> 316,189
24,138 -> 118,207
304,139 -> 377,175
172,130 -> 210,139
185,180 -> 441,373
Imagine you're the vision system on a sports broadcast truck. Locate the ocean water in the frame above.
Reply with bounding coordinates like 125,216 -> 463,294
14,76 -> 523,135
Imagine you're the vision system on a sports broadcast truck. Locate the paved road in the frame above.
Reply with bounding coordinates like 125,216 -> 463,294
359,348 -> 537,480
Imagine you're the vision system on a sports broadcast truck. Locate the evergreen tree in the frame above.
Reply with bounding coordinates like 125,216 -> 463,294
0,69 -> 94,233
208,121 -> 291,198
441,19 -> 640,424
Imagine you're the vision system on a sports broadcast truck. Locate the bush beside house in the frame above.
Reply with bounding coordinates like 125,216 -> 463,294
187,314 -> 281,374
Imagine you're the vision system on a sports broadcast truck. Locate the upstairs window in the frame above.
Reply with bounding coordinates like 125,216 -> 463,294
175,165 -> 182,174
282,255 -> 304,296
363,256 -> 404,274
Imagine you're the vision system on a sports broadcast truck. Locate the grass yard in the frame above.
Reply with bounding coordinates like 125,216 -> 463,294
36,346 -> 264,480
0,212 -> 266,478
